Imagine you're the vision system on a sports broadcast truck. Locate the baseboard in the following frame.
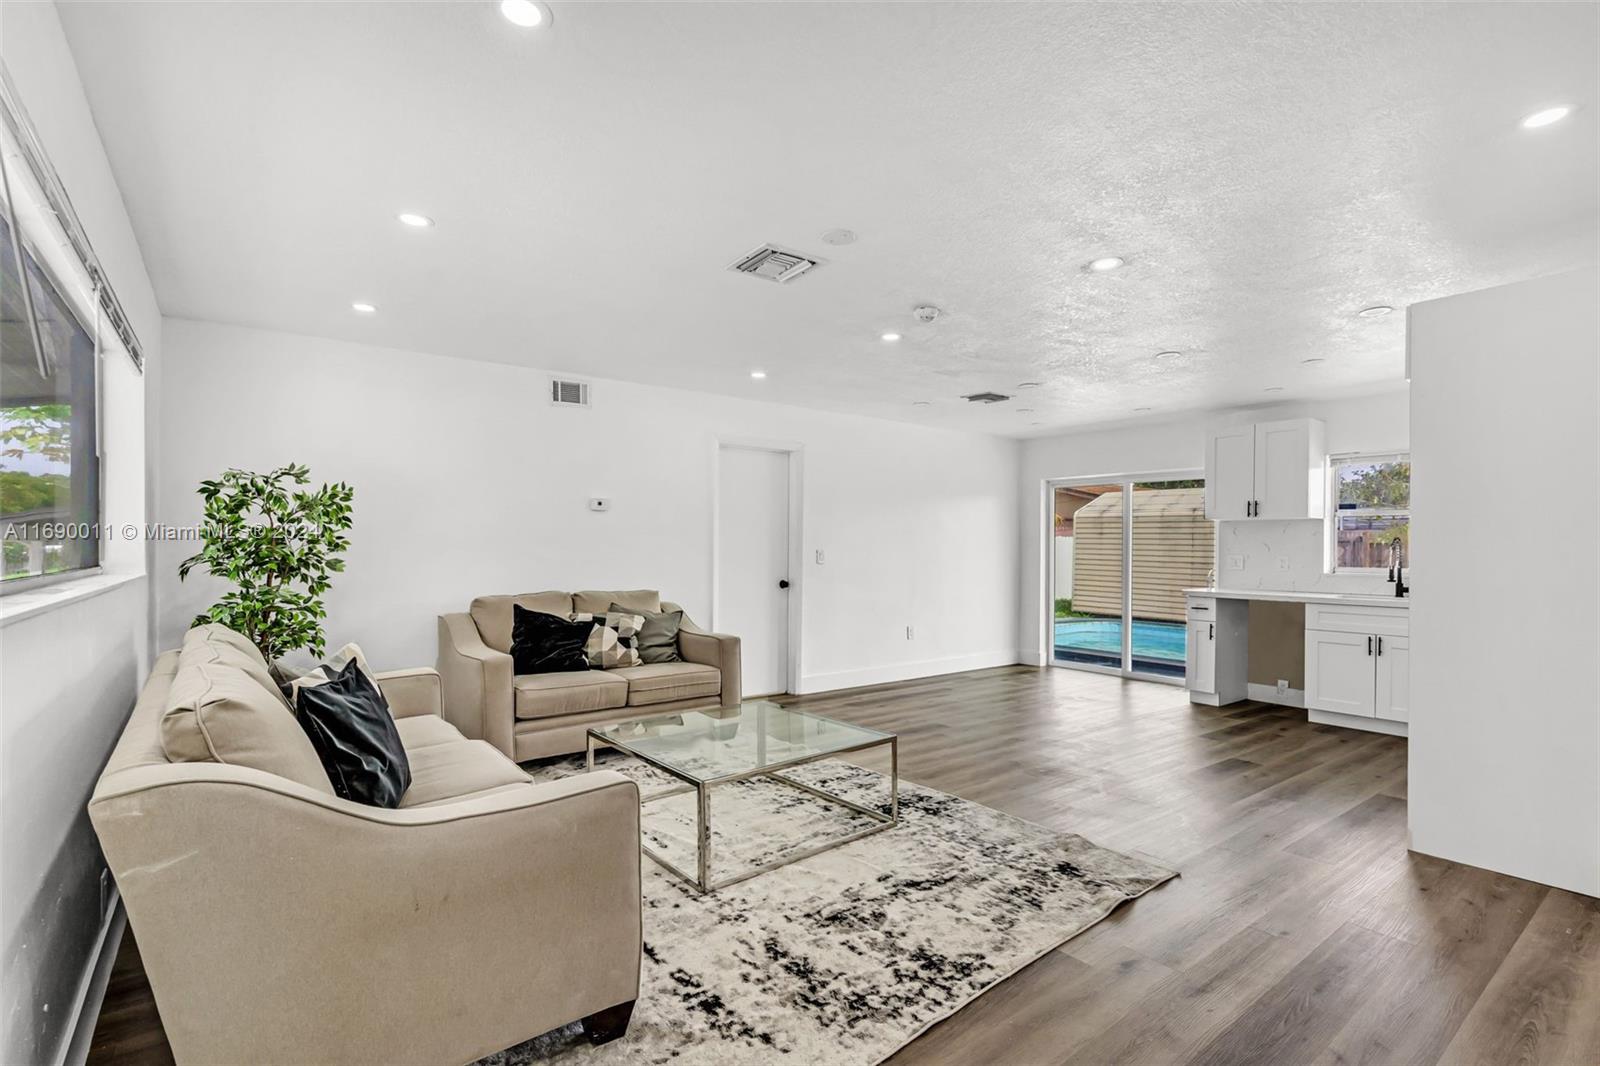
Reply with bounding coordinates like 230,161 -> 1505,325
55,892 -> 124,1066
1308,708 -> 1409,737
1247,683 -> 1305,708
799,650 -> 1020,693
1017,648 -> 1044,667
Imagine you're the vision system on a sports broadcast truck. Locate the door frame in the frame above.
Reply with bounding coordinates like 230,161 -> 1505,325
1043,467 -> 1206,686
710,437 -> 805,696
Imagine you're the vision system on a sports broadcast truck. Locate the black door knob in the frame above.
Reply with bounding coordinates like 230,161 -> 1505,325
778,579 -> 790,589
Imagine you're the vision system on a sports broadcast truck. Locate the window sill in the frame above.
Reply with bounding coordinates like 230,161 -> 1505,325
0,570 -> 146,628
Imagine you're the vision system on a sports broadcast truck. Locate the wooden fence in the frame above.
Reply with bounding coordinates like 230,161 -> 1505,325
1070,488 -> 1215,622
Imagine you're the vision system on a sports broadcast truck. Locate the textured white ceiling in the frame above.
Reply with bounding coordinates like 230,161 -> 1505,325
56,1 -> 1598,436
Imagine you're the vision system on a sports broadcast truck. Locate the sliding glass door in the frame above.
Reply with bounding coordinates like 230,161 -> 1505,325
1049,473 -> 1210,682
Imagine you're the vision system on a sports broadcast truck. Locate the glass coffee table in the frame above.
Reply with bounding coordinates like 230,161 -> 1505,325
586,701 -> 898,893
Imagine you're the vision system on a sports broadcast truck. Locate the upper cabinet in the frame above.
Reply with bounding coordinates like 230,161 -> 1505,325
1204,418 -> 1326,520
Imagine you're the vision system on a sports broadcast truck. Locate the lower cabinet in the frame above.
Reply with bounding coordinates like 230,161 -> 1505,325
1304,605 -> 1409,724
1187,619 -> 1216,694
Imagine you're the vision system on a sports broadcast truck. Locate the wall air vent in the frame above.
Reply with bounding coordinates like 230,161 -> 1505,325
963,392 -> 1011,404
727,243 -> 822,283
550,379 -> 590,407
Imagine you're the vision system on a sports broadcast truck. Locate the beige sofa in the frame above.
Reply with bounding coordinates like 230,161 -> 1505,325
438,589 -> 741,761
89,624 -> 642,1066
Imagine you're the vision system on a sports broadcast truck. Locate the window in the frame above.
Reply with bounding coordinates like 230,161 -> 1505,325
1,208 -> 100,588
1331,453 -> 1409,573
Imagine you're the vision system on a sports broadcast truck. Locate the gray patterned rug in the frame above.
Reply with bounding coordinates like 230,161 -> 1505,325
478,751 -> 1174,1066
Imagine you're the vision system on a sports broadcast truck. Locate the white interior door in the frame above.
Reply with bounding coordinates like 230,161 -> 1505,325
717,446 -> 790,697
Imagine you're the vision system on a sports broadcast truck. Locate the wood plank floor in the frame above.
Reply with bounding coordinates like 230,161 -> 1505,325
88,666 -> 1600,1066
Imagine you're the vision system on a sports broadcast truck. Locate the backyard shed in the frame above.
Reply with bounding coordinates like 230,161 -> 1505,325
1071,487 -> 1215,622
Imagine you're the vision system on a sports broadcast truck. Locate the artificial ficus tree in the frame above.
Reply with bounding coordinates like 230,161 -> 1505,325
178,463 -> 354,662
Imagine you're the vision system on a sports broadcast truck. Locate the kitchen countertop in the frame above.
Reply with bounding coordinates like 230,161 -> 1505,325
1183,587 -> 1411,609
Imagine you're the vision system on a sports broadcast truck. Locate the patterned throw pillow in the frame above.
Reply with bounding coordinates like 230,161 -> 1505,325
282,642 -> 376,704
576,612 -> 643,668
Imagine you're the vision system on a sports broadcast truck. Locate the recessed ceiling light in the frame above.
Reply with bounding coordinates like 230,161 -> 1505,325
499,0 -> 549,28
1030,421 -> 1043,426
1017,381 -> 1042,388
1358,305 -> 1394,318
1086,256 -> 1126,272
397,212 -> 434,228
1264,386 -> 1285,393
880,332 -> 902,343
1016,408 -> 1034,414
912,401 -> 931,407
821,228 -> 858,246
1302,357 -> 1326,365
351,302 -> 377,314
1154,350 -> 1183,359
750,370 -> 767,380
1521,105 -> 1572,129
1133,406 -> 1152,413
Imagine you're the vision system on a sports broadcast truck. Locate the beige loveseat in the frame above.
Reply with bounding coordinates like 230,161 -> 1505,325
88,624 -> 642,1066
438,589 -> 741,761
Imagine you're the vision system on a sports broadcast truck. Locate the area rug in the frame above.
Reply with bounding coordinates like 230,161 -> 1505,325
478,751 -> 1174,1066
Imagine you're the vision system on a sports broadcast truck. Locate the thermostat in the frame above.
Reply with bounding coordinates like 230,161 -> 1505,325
588,498 -> 611,512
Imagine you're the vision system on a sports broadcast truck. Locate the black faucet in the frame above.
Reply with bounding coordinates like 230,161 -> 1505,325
1388,537 -> 1409,598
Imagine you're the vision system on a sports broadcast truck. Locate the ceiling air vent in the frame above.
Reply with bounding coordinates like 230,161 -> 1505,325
963,392 -> 1011,404
550,379 -> 590,407
727,243 -> 822,284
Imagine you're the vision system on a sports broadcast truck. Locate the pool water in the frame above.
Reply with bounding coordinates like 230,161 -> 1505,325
1053,618 -> 1187,677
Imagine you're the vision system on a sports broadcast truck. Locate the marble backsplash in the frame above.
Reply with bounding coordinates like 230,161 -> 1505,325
1214,518 -> 1407,598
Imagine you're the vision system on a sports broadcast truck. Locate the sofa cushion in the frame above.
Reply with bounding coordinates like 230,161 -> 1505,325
510,605 -> 593,674
394,715 -> 462,751
182,624 -> 291,711
514,671 -> 629,720
161,648 -> 335,795
574,589 -> 660,615
610,662 -> 721,707
579,612 -> 643,669
469,591 -> 575,653
617,603 -> 684,664
292,659 -> 411,808
398,739 -> 531,808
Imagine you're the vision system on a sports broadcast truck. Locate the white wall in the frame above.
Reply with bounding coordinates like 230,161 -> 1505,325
1408,268 -> 1598,897
0,4 -> 161,1064
1016,389 -> 1410,663
153,318 -> 1020,692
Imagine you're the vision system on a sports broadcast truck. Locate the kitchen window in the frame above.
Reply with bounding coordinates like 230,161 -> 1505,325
1330,453 -> 1409,574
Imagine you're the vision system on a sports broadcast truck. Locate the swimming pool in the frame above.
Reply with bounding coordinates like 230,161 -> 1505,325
1053,618 -> 1187,677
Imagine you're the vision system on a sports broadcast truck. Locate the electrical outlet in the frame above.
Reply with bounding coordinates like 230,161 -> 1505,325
1276,679 -> 1289,696
1276,556 -> 1291,570
905,625 -> 915,640
815,549 -> 825,565
1227,554 -> 1246,570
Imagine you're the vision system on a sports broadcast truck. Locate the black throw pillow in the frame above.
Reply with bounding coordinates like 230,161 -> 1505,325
510,604 -> 593,674
293,658 -> 411,808
614,602 -> 683,664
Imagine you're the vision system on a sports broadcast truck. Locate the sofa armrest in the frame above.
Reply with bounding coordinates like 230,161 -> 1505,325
90,766 -> 641,1065
679,629 -> 741,709
374,667 -> 442,719
437,613 -> 515,756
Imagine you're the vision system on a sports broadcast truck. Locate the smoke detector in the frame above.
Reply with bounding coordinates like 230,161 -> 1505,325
728,244 -> 823,283
913,304 -> 942,323
962,392 -> 1011,404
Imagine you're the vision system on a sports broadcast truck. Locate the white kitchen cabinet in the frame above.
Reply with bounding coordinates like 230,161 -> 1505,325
1204,418 -> 1326,520
1305,630 -> 1378,717
1375,634 -> 1410,722
1186,619 -> 1216,695
1304,604 -> 1410,726
1185,595 -> 1247,705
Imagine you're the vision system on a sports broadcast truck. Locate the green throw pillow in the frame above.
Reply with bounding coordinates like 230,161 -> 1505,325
613,603 -> 683,664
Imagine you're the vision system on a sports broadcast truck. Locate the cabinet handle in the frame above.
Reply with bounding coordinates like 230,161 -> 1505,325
1244,500 -> 1250,517
1377,636 -> 1383,656
1209,623 -> 1214,640
1367,635 -> 1373,656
